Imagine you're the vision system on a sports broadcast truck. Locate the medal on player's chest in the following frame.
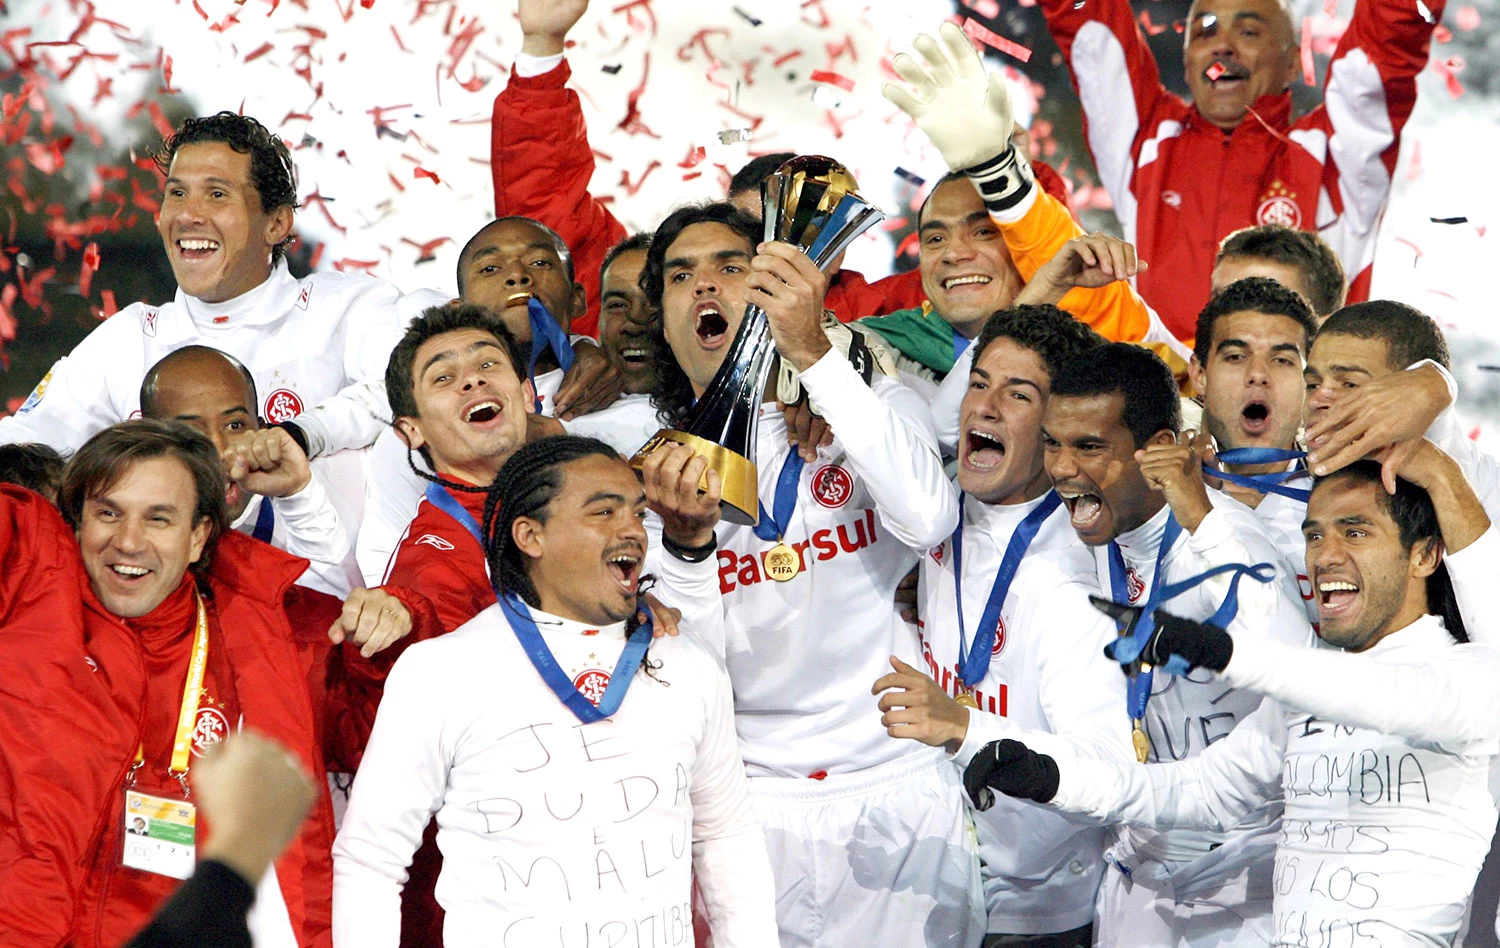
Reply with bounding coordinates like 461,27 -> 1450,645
1132,717 -> 1151,764
954,689 -> 979,709
756,453 -> 806,583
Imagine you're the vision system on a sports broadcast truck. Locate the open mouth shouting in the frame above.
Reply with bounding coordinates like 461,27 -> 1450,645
962,428 -> 1007,472
175,237 -> 221,262
694,301 -> 730,350
1204,59 -> 1251,89
462,398 -> 505,427
605,547 -> 644,594
1316,574 -> 1360,622
1057,487 -> 1106,535
1240,399 -> 1272,437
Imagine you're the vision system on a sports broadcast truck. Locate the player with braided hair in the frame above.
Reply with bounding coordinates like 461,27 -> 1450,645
334,436 -> 777,947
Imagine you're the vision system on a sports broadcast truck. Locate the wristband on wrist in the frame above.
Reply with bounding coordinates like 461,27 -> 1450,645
962,144 -> 1035,216
662,532 -> 718,563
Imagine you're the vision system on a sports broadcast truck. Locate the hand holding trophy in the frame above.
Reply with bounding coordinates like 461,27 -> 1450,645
630,156 -> 886,524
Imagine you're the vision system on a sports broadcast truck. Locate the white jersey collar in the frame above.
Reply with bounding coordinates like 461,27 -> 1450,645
526,604 -> 628,641
964,489 -> 1052,538
177,259 -> 298,331
1113,500 -> 1175,562
1363,613 -> 1453,657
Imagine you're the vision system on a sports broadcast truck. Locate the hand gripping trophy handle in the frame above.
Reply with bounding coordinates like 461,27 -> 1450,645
631,157 -> 886,524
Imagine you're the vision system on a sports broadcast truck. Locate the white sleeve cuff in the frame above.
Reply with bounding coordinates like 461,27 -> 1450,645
951,707 -> 1007,767
988,179 -> 1040,225
269,472 -> 326,523
514,51 -> 564,78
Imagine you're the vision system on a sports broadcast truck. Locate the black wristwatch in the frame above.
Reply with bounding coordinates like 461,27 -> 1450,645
662,533 -> 717,563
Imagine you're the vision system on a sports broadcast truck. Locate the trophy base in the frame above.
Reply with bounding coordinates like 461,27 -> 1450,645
630,429 -> 759,526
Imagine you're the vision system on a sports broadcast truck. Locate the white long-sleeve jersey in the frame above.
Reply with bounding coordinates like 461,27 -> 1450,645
1093,495 -> 1313,873
714,350 -> 959,779
0,261 -> 443,458
332,584 -> 777,948
1046,613 -> 1500,947
918,491 -> 1132,934
232,451 -> 364,597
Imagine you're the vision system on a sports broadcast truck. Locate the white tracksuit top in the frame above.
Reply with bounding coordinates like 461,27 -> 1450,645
919,490 -> 1133,934
1046,611 -> 1500,947
331,584 -> 778,948
1091,495 -> 1314,871
712,351 -> 959,779
0,260 -> 442,458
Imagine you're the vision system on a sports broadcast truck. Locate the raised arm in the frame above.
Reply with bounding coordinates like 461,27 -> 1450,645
0,312 -> 142,451
491,0 -> 627,339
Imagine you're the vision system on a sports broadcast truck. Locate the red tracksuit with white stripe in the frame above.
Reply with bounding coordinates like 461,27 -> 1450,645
1039,0 -> 1443,342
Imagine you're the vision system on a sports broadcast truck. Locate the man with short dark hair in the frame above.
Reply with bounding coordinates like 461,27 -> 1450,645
140,345 -> 361,596
0,111 -> 444,461
333,435 -> 777,947
969,448 -> 1500,946
1213,225 -> 1347,320
1039,0 -> 1444,339
0,418 -> 436,947
596,232 -> 657,397
873,305 -> 1130,947
1039,342 -> 1311,945
0,442 -> 64,501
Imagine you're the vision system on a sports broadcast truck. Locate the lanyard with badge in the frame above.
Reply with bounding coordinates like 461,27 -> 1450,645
121,591 -> 209,881
753,452 -> 806,582
498,590 -> 652,723
950,491 -> 1061,707
1102,513 -> 1275,763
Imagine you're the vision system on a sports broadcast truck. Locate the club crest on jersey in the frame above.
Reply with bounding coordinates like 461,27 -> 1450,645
811,464 -> 854,509
1256,182 -> 1301,228
1125,567 -> 1146,603
189,707 -> 229,757
142,308 -> 159,337
264,388 -> 304,423
17,367 -> 54,414
573,669 -> 611,706
415,534 -> 455,551
296,285 -> 312,311
991,616 -> 1006,655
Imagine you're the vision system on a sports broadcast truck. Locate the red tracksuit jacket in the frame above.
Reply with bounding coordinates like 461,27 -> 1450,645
1040,0 -> 1442,341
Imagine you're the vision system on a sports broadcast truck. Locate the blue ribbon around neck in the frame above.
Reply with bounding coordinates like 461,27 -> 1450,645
1106,512 -> 1277,719
498,590 -> 652,724
424,481 -> 483,547
527,297 -> 575,412
1212,447 -> 1310,503
250,497 -> 275,544
752,452 -> 806,543
952,491 -> 1061,689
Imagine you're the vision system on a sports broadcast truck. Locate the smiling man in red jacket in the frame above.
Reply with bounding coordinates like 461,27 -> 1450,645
0,419 -> 437,948
1040,0 -> 1442,343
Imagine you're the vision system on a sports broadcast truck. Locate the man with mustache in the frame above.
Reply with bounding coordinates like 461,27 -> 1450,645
1039,0 -> 1444,341
1037,341 -> 1311,945
872,305 -> 1132,947
333,436 -> 778,948
967,446 -> 1500,947
643,200 -> 982,944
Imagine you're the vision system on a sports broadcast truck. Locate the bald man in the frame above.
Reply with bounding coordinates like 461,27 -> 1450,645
142,345 -> 363,596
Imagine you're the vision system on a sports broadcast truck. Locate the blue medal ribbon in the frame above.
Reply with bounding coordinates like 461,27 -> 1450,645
952,491 -> 1062,688
424,481 -> 484,547
1211,447 -> 1310,503
498,591 -> 652,723
527,297 -> 575,412
752,452 -> 806,542
952,326 -> 971,364
250,497 -> 275,544
1106,512 -> 1277,719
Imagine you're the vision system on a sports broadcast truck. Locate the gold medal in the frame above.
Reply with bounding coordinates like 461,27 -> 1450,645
955,690 -> 978,709
764,542 -> 802,582
1132,719 -> 1150,763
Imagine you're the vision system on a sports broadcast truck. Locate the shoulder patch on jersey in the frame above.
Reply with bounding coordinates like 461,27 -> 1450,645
811,463 -> 854,509
16,366 -> 55,414
296,284 -> 312,311
263,388 -> 304,423
142,308 -> 159,337
930,541 -> 946,564
414,534 -> 455,551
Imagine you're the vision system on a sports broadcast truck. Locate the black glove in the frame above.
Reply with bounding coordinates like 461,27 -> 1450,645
962,739 -> 1059,811
1141,610 -> 1233,674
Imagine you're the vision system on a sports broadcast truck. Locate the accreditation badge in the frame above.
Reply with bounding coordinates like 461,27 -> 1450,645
121,790 -> 196,880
